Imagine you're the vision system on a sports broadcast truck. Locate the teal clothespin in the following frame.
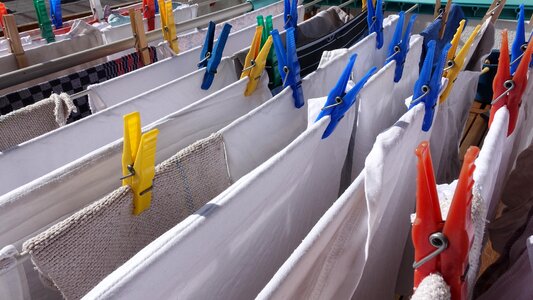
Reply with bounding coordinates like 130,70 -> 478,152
33,0 -> 55,43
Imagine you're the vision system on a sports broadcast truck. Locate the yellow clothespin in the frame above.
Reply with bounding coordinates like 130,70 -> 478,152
439,20 -> 481,103
362,0 -> 376,12
121,112 -> 159,215
240,26 -> 273,96
158,0 -> 179,53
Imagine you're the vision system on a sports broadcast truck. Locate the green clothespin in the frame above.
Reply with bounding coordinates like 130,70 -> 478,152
33,0 -> 55,43
257,15 -> 281,90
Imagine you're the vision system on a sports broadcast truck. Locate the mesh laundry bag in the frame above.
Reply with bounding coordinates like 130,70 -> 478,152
0,93 -> 75,152
23,133 -> 230,299
84,92 -> 355,299
0,58 -> 239,196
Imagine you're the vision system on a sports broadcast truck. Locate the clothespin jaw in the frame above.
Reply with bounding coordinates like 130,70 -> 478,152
143,0 -> 156,31
122,112 -> 159,216
440,22 -> 481,103
0,3 -> 7,31
33,0 -> 55,43
200,23 -> 232,90
241,26 -> 273,96
258,15 -> 281,89
50,0 -> 62,29
198,21 -> 215,69
489,30 -> 533,136
386,11 -> 417,82
130,9 -> 151,66
410,41 -> 451,132
272,28 -> 304,108
284,0 -> 298,31
440,145 -> 479,300
366,0 -> 384,49
412,142 -> 479,300
158,0 -> 179,53
510,4 -> 525,74
3,14 -> 28,69
316,54 -> 377,139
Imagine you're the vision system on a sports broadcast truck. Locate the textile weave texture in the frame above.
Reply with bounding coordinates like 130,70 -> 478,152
23,133 -> 231,299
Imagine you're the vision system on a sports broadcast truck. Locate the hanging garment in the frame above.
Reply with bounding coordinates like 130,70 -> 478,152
83,93 -> 355,299
88,6 -> 300,112
0,93 -> 75,152
0,21 -> 106,95
0,57 -> 238,196
350,35 -> 423,178
0,47 -> 159,120
0,246 -> 30,300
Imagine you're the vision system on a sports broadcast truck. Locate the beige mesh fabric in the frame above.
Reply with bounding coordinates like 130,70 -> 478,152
0,93 -> 76,152
23,133 -> 231,299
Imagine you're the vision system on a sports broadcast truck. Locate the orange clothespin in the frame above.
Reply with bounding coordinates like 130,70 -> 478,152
412,141 -> 480,300
489,30 -> 533,136
121,112 -> 159,215
240,25 -> 273,96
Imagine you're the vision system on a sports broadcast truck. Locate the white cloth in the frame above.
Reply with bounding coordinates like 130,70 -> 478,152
85,93 -> 355,299
0,58 -> 238,196
88,3 -> 297,112
0,246 -> 30,300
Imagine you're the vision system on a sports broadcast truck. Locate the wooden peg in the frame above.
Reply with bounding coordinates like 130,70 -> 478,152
129,8 -> 151,66
433,0 -> 441,18
439,0 -> 453,39
3,15 -> 28,69
529,10 -> 533,30
482,0 -> 506,24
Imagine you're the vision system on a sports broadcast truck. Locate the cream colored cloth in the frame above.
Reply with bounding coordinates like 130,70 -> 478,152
0,93 -> 75,152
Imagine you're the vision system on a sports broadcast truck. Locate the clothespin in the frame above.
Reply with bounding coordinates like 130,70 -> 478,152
33,0 -> 55,43
362,0 -> 376,12
197,21 -> 232,90
316,54 -> 377,139
3,15 -> 28,69
511,4 -> 526,74
121,112 -> 159,215
158,0 -> 178,53
385,11 -> 417,82
0,3 -> 7,31
89,0 -> 104,21
481,0 -> 506,24
143,0 -> 156,32
489,30 -> 533,136
129,9 -> 151,66
50,0 -> 62,29
439,21 -> 481,103
412,141 -> 479,300
433,0 -> 442,18
366,0 -> 383,49
258,15 -> 281,89
438,0 -> 453,39
241,26 -> 272,96
409,40 -> 451,132
272,27 -> 304,108
284,0 -> 298,31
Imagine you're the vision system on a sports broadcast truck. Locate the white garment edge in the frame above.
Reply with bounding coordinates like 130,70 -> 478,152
0,57 -> 238,196
0,73 -> 273,249
88,3 -> 298,112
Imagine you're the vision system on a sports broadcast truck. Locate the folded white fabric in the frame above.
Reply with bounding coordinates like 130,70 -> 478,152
0,21 -> 105,95
0,57 -> 238,196
85,92 -> 354,299
88,2 -> 295,112
0,93 -> 75,152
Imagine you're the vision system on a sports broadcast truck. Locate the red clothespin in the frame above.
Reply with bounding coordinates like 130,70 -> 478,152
0,3 -> 7,31
412,141 -> 480,300
143,0 -> 155,31
489,30 -> 533,136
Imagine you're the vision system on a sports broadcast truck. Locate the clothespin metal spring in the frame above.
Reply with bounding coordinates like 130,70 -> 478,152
413,232 -> 449,269
491,80 -> 515,105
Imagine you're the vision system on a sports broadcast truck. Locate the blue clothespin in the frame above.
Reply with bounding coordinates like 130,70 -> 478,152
155,0 -> 159,14
198,22 -> 232,90
316,54 -> 377,139
272,27 -> 304,108
50,0 -> 62,28
386,11 -> 417,82
409,40 -> 451,132
367,0 -> 384,49
284,0 -> 298,31
511,4 -> 525,74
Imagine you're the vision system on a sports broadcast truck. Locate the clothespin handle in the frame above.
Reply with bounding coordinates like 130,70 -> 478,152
482,0 -> 506,24
122,112 -> 159,215
158,0 -> 179,53
50,0 -> 62,29
0,3 -> 7,32
438,0 -> 453,39
129,9 -> 151,66
89,0 -> 104,21
143,0 -> 156,31
33,0 -> 55,43
510,4 -> 525,74
433,0 -> 442,18
3,15 -> 28,69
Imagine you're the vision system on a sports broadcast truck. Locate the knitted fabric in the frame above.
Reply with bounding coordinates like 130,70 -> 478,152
412,273 -> 451,300
0,93 -> 75,152
23,133 -> 231,299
